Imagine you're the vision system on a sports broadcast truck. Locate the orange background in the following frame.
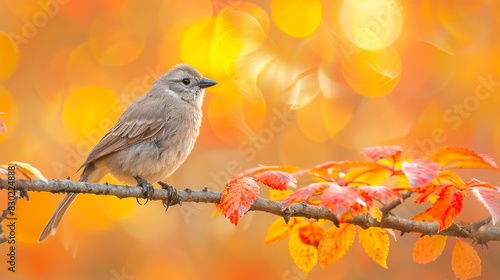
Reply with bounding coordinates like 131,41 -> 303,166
1,0 -> 500,279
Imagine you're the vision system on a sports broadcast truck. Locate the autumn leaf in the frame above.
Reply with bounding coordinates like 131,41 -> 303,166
2,161 -> 48,182
402,159 -> 440,188
361,145 -> 403,162
428,146 -> 497,170
318,223 -> 356,267
289,227 -> 318,275
264,217 -> 305,244
413,186 -> 465,231
358,186 -> 403,205
368,206 -> 383,222
308,161 -> 391,183
412,235 -> 448,264
358,227 -> 389,268
343,165 -> 392,186
298,222 -> 325,247
217,177 -> 260,225
269,188 -> 293,201
254,170 -> 297,190
452,239 -> 481,280
321,183 -> 367,219
283,182 -> 329,208
232,165 -> 301,180
470,185 -> 500,225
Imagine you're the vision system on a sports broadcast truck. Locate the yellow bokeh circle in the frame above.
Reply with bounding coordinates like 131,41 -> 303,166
62,86 -> 120,143
0,33 -> 19,81
271,0 -> 322,38
341,47 -> 402,97
338,0 -> 404,50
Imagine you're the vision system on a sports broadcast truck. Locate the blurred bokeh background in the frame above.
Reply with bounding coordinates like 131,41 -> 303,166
1,0 -> 500,279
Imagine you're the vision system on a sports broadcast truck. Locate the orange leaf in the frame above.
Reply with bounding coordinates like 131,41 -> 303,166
412,235 -> 448,264
361,145 -> 403,162
217,177 -> 260,225
3,161 -> 48,182
254,170 -> 297,190
318,223 -> 356,267
283,182 -> 329,208
428,146 -> 497,170
288,228 -> 318,275
413,186 -> 465,231
358,227 -> 389,269
298,222 -> 325,247
264,217 -> 305,244
402,159 -> 440,187
452,239 -> 481,280
470,186 -> 500,225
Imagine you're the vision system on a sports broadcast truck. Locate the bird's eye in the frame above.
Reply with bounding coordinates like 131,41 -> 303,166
182,78 -> 190,85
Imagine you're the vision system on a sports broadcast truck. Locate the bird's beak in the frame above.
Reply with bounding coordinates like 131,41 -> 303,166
198,78 -> 218,89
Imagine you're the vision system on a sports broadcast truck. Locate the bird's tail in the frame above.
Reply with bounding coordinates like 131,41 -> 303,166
38,162 -> 102,242
38,193 -> 78,242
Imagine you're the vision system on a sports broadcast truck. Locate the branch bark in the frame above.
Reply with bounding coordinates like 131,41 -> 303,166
1,178 -> 499,243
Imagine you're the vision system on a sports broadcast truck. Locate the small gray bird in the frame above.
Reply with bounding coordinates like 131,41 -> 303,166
39,64 -> 217,242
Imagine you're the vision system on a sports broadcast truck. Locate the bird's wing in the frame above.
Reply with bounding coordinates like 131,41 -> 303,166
78,96 -> 170,171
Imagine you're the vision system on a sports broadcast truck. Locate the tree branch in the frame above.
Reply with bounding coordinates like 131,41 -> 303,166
1,178 -> 499,243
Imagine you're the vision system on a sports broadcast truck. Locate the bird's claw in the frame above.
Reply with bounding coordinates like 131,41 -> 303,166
158,181 -> 180,211
134,176 -> 154,205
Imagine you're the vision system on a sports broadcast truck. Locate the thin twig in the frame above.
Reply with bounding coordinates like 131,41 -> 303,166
0,178 -> 499,242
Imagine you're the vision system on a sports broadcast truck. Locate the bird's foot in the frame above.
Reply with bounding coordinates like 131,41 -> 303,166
134,176 -> 154,205
158,181 -> 180,211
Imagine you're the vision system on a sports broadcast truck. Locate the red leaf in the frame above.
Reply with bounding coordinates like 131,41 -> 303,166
361,146 -> 403,162
321,183 -> 367,219
413,186 -> 465,231
283,183 -> 329,208
428,146 -> 497,170
217,177 -> 260,225
233,165 -> 301,180
254,171 -> 297,190
470,186 -> 500,225
358,186 -> 403,205
402,159 -> 440,187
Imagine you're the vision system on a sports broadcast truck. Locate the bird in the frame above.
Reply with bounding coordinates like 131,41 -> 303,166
39,63 -> 217,242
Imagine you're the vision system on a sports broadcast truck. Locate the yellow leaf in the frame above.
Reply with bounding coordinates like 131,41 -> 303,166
369,206 -> 382,222
452,239 -> 481,280
344,165 -> 391,185
289,229 -> 318,275
358,227 -> 389,268
264,217 -> 305,244
269,188 -> 294,201
318,223 -> 356,267
4,161 -> 47,182
412,235 -> 447,264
